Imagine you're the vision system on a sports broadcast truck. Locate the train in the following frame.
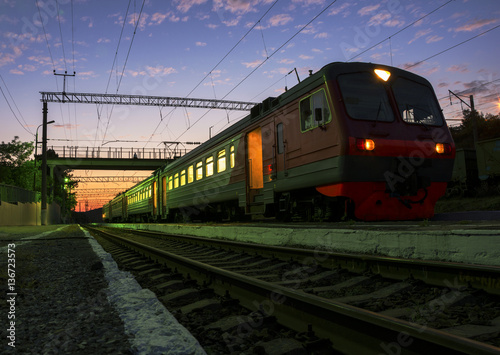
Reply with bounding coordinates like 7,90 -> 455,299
102,61 -> 456,222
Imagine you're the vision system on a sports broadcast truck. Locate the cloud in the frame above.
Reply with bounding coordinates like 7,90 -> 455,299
150,12 -> 180,24
81,16 -> 93,28
425,35 -> 443,43
314,32 -> 328,39
97,38 -> 111,44
358,4 -> 380,16
299,54 -> 313,60
447,64 -> 469,73
242,59 -> 263,68
408,28 -> 432,44
328,3 -> 352,17
451,18 -> 498,32
195,41 -> 207,46
268,14 -> 293,27
175,0 -> 208,13
9,69 -> 24,75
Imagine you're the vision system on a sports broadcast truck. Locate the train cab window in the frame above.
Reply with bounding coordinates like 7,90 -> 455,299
338,72 -> 394,122
206,156 -> 214,177
196,161 -> 203,180
391,77 -> 444,126
299,89 -> 332,132
217,149 -> 226,173
230,145 -> 235,168
174,173 -> 179,189
188,165 -> 194,183
277,123 -> 284,154
180,170 -> 186,186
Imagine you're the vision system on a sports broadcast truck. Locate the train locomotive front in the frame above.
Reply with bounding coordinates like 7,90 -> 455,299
308,62 -> 456,220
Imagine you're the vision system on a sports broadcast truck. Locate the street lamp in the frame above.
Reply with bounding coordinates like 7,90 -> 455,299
33,120 -> 55,191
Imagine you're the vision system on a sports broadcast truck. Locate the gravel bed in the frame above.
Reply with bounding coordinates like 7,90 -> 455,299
1,225 -> 206,355
1,225 -> 133,354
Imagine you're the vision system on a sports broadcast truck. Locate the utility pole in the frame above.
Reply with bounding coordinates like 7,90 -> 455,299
41,102 -> 48,225
449,90 -> 478,148
53,70 -> 76,101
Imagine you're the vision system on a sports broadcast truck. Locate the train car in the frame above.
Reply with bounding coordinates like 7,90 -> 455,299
102,202 -> 110,222
125,175 -> 157,222
150,61 -> 455,222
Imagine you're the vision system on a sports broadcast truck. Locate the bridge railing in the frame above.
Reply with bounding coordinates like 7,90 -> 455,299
45,146 -> 194,160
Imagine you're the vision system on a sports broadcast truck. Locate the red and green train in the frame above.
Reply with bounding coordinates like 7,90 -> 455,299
103,61 -> 455,222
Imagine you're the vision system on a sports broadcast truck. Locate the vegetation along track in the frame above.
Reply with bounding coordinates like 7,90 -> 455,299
85,225 -> 500,354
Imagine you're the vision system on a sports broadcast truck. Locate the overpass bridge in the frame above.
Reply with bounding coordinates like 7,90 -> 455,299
44,145 -> 191,171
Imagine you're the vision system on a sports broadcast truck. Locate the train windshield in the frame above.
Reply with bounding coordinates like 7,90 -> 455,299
338,72 -> 394,122
391,77 -> 444,126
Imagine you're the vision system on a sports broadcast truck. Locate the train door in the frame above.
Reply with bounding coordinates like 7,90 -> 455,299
246,127 -> 263,212
275,122 -> 286,174
162,176 -> 167,218
152,180 -> 157,216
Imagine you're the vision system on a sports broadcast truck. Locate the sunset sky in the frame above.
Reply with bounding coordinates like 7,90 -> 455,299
1,0 -> 499,210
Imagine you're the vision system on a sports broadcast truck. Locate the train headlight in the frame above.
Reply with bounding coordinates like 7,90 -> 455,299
374,69 -> 391,81
356,138 -> 375,151
435,143 -> 452,155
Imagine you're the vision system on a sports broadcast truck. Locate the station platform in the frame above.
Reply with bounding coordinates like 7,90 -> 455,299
104,219 -> 500,267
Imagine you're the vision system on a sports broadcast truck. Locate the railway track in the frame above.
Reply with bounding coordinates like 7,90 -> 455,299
85,225 -> 500,354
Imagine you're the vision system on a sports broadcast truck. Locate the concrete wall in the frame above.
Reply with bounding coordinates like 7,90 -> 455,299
0,201 -> 60,226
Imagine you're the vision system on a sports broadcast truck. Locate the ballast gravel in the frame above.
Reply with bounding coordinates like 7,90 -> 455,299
0,225 -> 206,355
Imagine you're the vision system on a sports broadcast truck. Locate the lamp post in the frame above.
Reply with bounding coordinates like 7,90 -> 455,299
33,120 -> 55,191
41,102 -> 54,226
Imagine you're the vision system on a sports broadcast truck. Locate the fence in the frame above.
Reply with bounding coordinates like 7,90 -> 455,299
0,184 -> 40,204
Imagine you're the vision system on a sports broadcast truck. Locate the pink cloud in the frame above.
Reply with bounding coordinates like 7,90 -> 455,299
452,18 -> 498,32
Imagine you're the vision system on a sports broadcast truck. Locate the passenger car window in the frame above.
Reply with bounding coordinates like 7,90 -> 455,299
188,165 -> 194,183
300,89 -> 332,131
230,145 -> 235,168
217,149 -> 226,173
206,156 -> 214,177
196,161 -> 203,180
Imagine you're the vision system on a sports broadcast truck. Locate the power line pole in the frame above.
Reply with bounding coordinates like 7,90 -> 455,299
448,90 -> 478,148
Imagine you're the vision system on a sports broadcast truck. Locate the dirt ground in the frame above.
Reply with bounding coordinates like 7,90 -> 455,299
435,195 -> 500,213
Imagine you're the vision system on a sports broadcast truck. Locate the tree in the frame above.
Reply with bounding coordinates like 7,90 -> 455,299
0,136 -> 35,189
450,110 -> 500,149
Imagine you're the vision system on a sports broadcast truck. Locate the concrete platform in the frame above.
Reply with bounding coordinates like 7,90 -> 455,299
104,220 -> 500,267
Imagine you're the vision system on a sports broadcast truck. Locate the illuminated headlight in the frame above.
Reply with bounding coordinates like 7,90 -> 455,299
435,143 -> 452,155
356,138 -> 375,151
374,69 -> 391,81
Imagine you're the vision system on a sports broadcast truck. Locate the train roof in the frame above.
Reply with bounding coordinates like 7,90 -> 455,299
162,61 -> 431,171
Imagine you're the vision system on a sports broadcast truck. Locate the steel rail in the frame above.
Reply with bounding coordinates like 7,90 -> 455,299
118,228 -> 500,295
87,226 -> 500,354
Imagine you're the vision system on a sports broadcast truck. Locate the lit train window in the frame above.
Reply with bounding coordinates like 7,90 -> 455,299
180,170 -> 186,186
217,149 -> 226,173
392,77 -> 444,126
188,165 -> 194,183
148,186 -> 151,198
168,176 -> 173,190
338,72 -> 394,122
174,173 -> 179,189
196,161 -> 203,180
299,89 -> 332,132
206,156 -> 214,177
230,145 -> 235,168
